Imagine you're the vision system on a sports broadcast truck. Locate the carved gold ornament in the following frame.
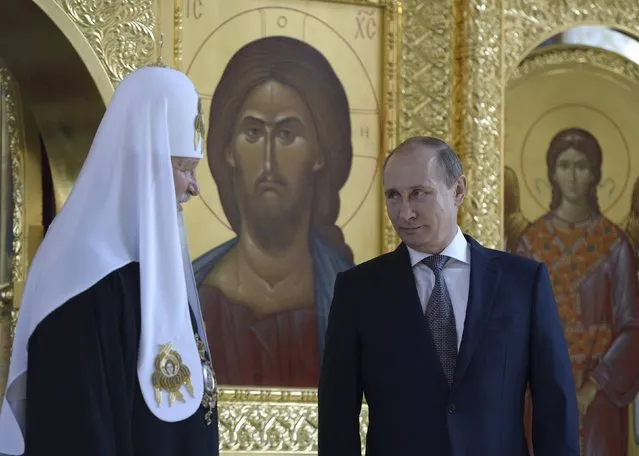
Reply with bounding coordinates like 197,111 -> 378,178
56,0 -> 156,85
152,342 -> 195,407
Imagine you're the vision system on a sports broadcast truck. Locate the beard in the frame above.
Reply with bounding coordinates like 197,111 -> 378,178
176,193 -> 191,212
235,180 -> 312,253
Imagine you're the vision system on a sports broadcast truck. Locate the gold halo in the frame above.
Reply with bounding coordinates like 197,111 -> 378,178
519,104 -> 630,213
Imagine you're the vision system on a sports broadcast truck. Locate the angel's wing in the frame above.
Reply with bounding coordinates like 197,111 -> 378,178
504,166 -> 530,252
624,176 -> 639,263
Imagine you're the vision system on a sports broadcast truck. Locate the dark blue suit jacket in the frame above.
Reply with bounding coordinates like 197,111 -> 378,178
318,235 -> 579,456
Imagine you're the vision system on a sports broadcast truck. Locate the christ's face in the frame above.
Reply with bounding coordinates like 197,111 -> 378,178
225,80 -> 324,248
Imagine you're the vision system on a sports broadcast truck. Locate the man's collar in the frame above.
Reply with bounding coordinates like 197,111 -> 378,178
407,226 -> 470,267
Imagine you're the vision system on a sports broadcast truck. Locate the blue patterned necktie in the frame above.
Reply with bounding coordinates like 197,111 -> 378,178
422,254 -> 458,385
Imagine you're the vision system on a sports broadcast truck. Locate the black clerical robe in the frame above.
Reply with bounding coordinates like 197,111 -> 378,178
24,262 -> 219,456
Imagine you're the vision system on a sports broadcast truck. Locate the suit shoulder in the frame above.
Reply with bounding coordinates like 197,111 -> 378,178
337,250 -> 396,281
482,245 -> 543,276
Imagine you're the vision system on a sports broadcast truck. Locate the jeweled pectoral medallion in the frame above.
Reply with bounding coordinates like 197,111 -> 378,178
152,343 -> 195,407
195,333 -> 218,425
203,364 -> 215,393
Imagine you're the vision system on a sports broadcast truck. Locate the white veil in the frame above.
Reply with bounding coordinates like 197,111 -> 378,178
0,65 -> 205,455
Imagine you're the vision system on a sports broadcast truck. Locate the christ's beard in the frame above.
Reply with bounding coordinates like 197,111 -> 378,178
238,187 -> 311,253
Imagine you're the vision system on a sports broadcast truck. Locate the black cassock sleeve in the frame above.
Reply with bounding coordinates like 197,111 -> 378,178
25,263 -> 141,456
25,262 -> 219,456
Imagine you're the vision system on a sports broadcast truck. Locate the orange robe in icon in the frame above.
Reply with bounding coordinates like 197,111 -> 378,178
516,215 -> 639,456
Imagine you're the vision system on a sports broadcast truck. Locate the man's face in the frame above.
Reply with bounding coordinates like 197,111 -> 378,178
226,79 -> 323,245
383,147 -> 466,253
171,157 -> 200,211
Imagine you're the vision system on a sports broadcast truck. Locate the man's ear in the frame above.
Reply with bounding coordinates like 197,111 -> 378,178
225,146 -> 236,168
312,155 -> 325,172
454,175 -> 467,206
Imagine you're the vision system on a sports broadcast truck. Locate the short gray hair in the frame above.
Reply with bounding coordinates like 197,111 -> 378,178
383,136 -> 463,187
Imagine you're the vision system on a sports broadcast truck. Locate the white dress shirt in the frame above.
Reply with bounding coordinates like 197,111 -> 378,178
407,227 -> 471,350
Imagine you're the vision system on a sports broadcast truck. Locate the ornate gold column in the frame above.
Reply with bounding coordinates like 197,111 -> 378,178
455,0 -> 504,249
0,69 -> 24,402
401,0 -> 456,141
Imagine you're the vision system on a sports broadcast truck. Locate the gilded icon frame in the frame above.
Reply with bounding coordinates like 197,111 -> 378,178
499,10 -> 639,455
170,0 -> 401,453
457,0 -> 639,250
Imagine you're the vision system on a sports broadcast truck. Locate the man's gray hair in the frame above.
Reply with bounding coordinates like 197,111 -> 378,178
383,136 -> 463,188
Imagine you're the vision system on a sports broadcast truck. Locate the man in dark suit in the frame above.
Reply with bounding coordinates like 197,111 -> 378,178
317,136 -> 579,455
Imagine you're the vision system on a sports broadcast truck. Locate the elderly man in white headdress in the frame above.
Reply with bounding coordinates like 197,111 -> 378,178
0,64 -> 218,455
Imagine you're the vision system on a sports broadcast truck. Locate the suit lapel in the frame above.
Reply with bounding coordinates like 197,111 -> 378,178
453,236 -> 501,387
388,244 -> 450,389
